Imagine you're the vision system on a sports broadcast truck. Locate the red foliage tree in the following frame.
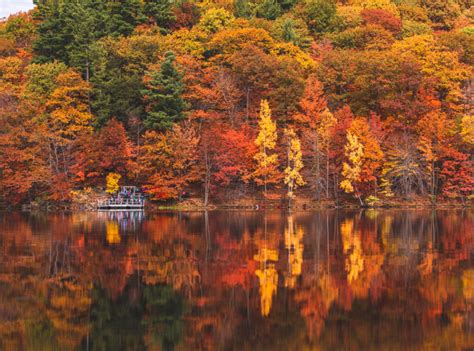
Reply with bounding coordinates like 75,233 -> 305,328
440,149 -> 473,203
171,1 -> 200,30
361,9 -> 402,35
72,119 -> 133,186
207,124 -> 256,188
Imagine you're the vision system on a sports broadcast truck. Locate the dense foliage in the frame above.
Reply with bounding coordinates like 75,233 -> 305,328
0,0 -> 472,206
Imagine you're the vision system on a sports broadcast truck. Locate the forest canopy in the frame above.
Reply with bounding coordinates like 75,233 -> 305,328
0,0 -> 472,206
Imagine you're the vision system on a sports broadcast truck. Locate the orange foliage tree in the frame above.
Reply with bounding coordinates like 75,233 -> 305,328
294,76 -> 336,199
38,69 -> 94,200
139,123 -> 200,200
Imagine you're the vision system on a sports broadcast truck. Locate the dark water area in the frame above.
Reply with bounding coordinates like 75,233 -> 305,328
0,209 -> 473,351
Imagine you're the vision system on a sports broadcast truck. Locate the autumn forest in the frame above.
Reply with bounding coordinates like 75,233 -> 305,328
0,0 -> 473,208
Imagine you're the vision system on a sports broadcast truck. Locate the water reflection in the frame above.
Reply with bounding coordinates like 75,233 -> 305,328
0,210 -> 473,350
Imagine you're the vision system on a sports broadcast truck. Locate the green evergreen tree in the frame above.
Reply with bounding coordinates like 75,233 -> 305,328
32,0 -> 70,63
142,51 -> 188,131
272,16 -> 312,49
303,0 -> 336,34
143,0 -> 176,33
90,41 -> 144,126
278,0 -> 297,11
256,0 -> 282,20
106,0 -> 146,36
90,42 -> 113,126
234,0 -> 252,18
64,0 -> 109,79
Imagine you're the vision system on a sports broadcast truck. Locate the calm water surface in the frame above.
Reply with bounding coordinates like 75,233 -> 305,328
0,210 -> 473,350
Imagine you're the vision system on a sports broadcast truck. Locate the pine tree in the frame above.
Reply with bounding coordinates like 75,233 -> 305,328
106,0 -> 146,37
144,0 -> 176,32
89,39 -> 145,126
253,99 -> 280,197
90,42 -> 113,126
256,0 -> 282,20
33,0 -> 70,64
234,0 -> 252,18
63,0 -> 109,79
303,0 -> 336,34
142,51 -> 188,131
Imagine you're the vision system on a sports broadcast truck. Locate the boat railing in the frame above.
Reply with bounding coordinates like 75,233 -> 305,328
97,198 -> 145,208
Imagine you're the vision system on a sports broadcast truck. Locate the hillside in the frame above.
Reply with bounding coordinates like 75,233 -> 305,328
0,0 -> 472,208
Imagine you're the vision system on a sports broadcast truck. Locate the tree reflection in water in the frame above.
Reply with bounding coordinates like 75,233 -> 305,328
0,209 -> 473,350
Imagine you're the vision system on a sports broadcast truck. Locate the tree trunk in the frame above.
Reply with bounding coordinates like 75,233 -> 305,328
263,138 -> 267,199
315,134 -> 321,201
85,61 -> 90,82
287,137 -> 291,207
333,173 -> 339,204
357,194 -> 364,206
354,186 -> 364,206
326,150 -> 330,199
203,142 -> 211,207
431,160 -> 435,197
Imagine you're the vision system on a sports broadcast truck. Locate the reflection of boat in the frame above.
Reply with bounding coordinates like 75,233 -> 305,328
97,186 -> 145,209
97,210 -> 146,233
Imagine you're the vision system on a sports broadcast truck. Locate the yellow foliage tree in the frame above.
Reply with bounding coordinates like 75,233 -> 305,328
318,110 -> 337,198
391,35 -> 470,105
105,172 -> 121,194
340,132 -> 364,205
253,99 -> 280,197
198,7 -> 234,34
379,173 -> 395,198
460,115 -> 474,146
350,118 -> 384,183
350,0 -> 400,17
284,128 -> 305,206
44,70 -> 94,145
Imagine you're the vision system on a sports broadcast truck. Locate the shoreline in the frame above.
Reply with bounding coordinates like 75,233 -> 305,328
7,199 -> 473,212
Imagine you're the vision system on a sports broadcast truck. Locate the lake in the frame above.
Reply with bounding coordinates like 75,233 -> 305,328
0,210 -> 473,350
